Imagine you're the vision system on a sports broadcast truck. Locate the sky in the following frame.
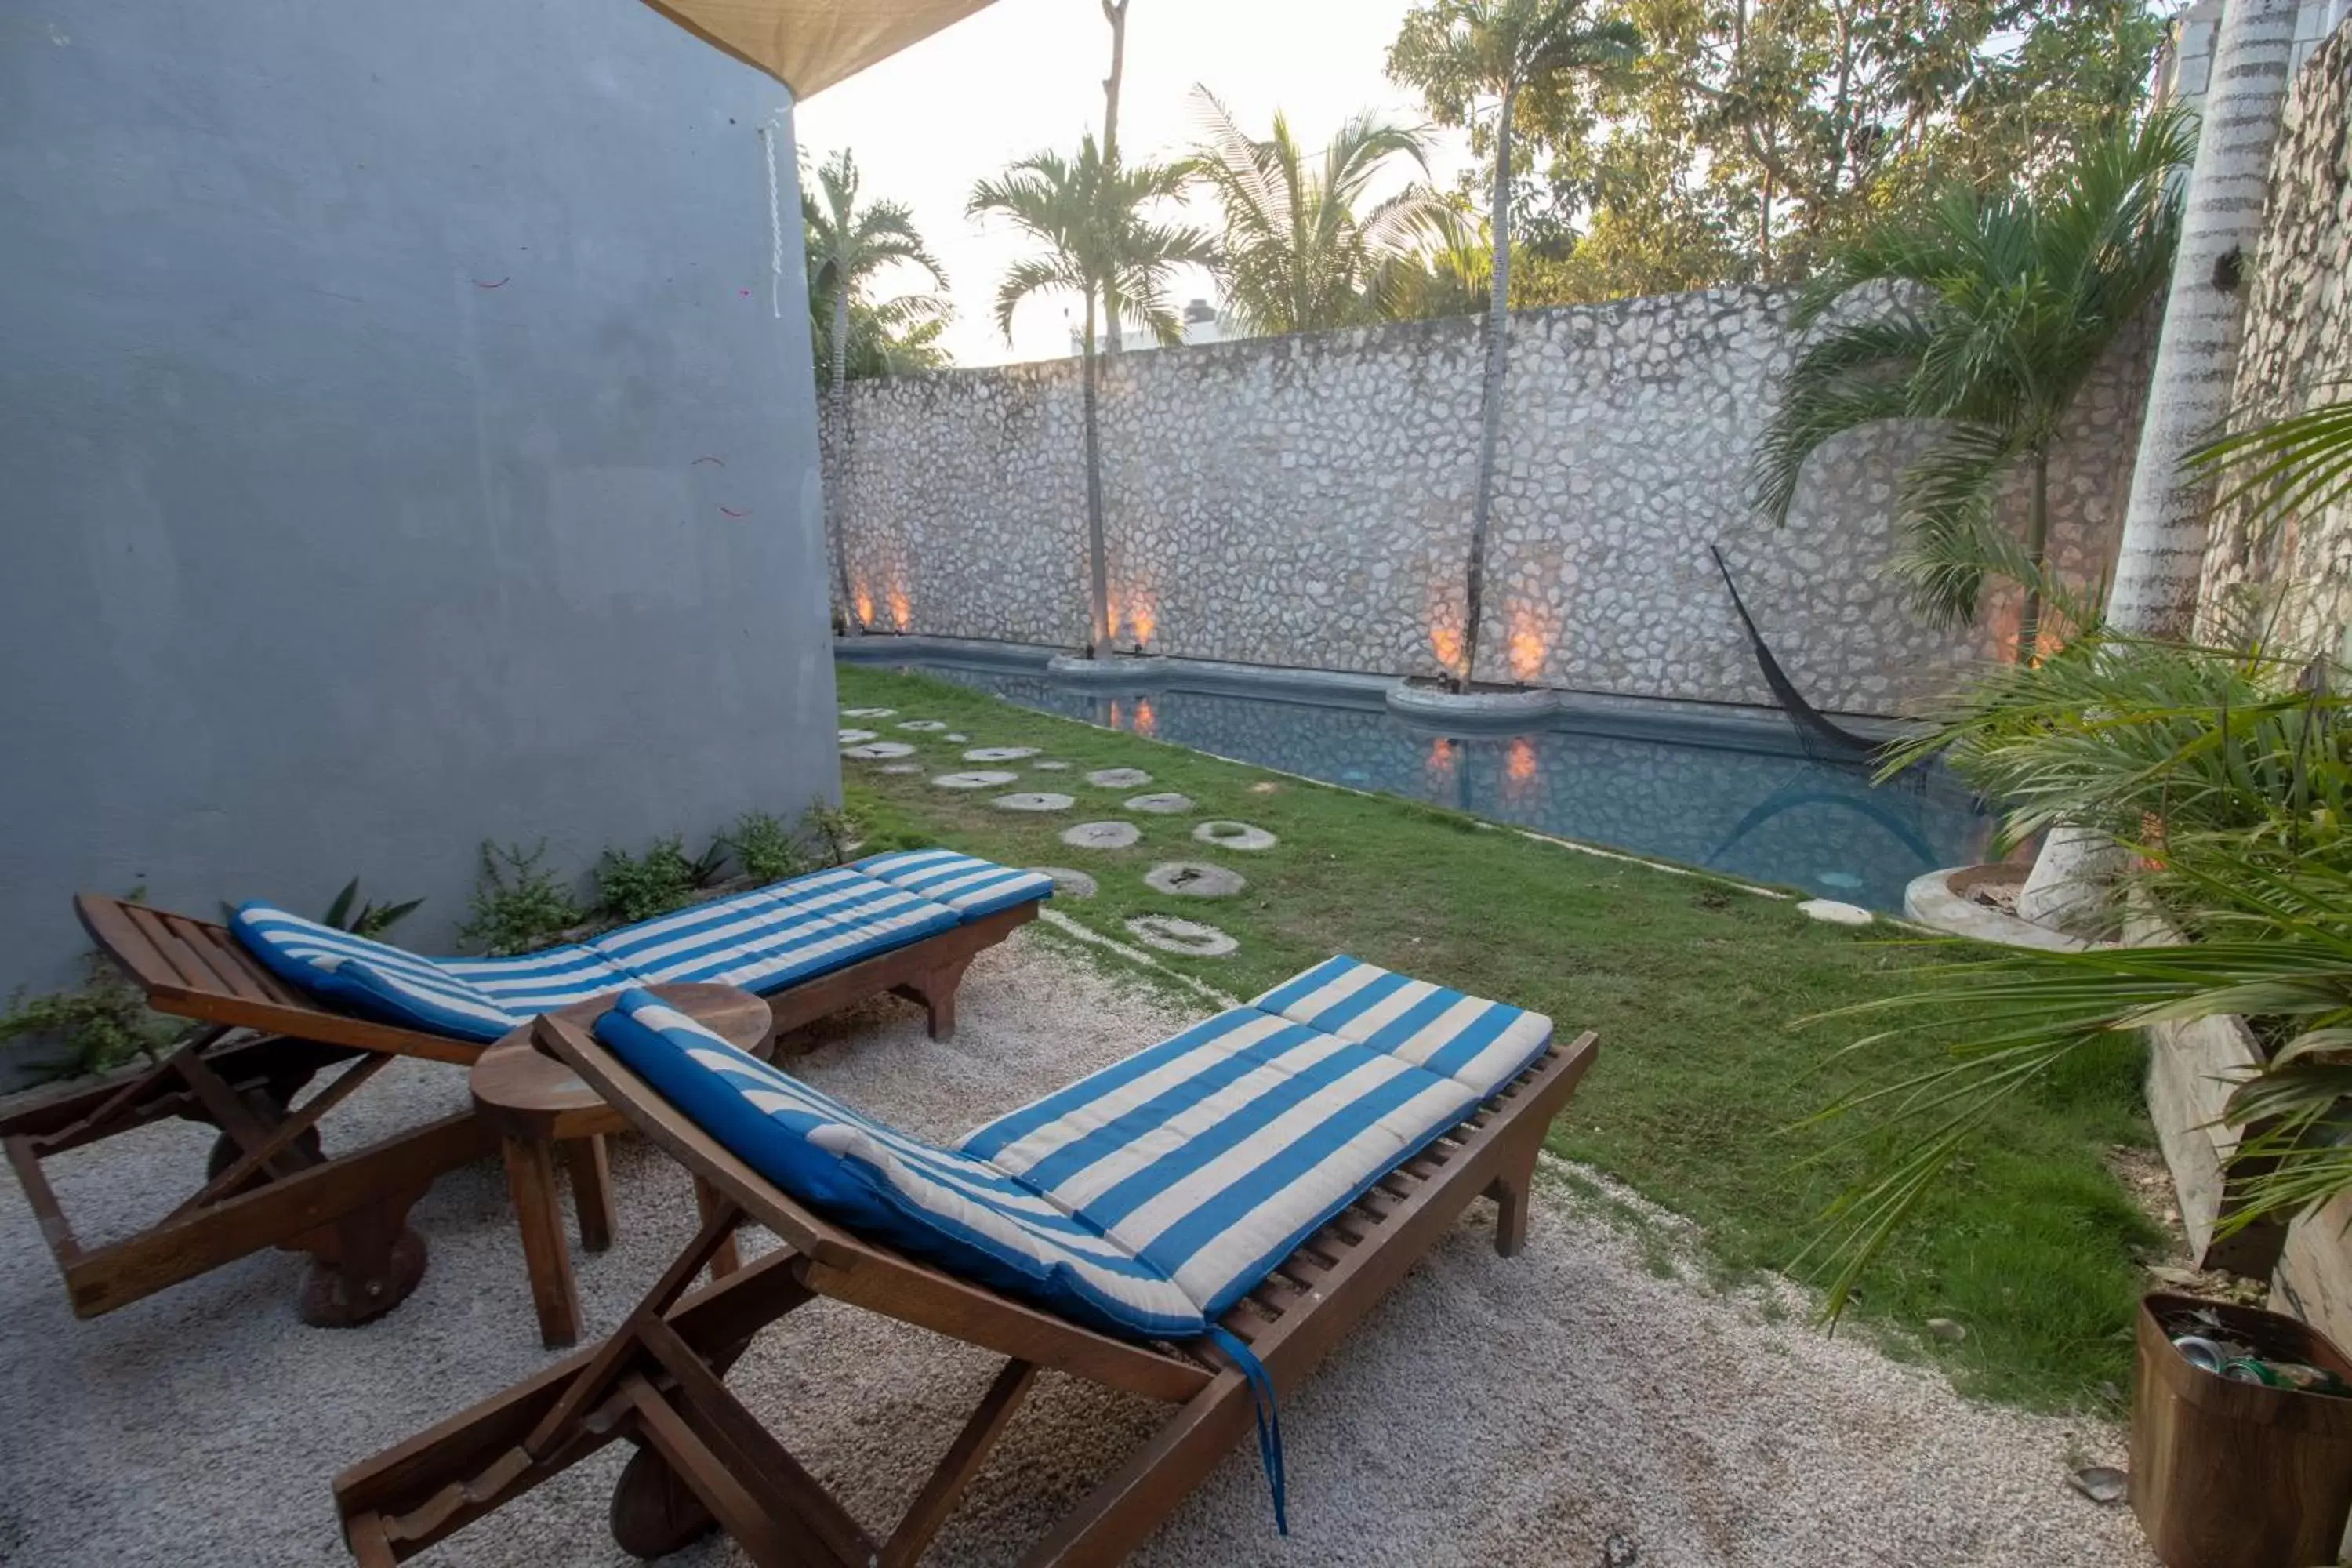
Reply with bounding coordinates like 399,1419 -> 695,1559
793,0 -> 1476,366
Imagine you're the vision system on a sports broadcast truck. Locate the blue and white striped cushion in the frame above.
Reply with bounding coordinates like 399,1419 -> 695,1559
590,872 -> 960,990
853,850 -> 1058,917
960,1005 -> 1481,1316
1250,956 -> 1552,1098
232,903 -> 521,1043
441,945 -> 637,1014
594,991 -> 1204,1339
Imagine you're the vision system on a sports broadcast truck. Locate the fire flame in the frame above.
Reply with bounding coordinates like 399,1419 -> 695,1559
1427,586 -> 1468,678
853,586 -> 874,629
887,583 -> 910,632
1504,602 -> 1556,683
1128,593 -> 1157,648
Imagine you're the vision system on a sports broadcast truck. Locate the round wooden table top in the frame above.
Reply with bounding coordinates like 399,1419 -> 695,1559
470,982 -> 773,1134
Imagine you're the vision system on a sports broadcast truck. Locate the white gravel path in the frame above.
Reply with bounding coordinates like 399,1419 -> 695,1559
0,931 -> 2154,1567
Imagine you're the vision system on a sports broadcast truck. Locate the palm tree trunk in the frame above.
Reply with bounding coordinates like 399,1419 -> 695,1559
2017,445 -> 2049,663
829,285 -> 859,635
2103,0 -> 2299,637
2016,0 -> 2298,935
1461,78 -> 1518,691
1082,292 -> 1112,659
1100,0 -> 1130,357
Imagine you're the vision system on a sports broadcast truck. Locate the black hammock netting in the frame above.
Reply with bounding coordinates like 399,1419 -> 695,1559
1707,545 -> 1885,764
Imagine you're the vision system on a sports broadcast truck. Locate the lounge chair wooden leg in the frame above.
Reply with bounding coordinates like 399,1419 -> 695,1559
566,1135 -> 618,1254
696,1177 -> 743,1280
892,953 -> 973,1041
1018,1371 -> 1258,1568
503,1134 -> 583,1348
1484,1132 -> 1544,1259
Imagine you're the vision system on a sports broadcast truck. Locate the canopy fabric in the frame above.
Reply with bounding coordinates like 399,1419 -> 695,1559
641,0 -> 996,99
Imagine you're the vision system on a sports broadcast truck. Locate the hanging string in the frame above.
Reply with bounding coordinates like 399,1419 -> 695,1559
759,118 -> 786,321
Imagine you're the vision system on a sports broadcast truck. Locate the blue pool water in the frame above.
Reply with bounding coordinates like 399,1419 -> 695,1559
858,658 -> 1991,914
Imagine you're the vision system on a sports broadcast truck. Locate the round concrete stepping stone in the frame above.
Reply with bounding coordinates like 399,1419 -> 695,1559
1193,821 -> 1277,852
1062,821 -> 1141,851
1031,760 -> 1071,771
990,792 -> 1075,813
898,720 -> 949,732
843,742 -> 916,760
1125,793 -> 1194,815
1127,916 -> 1238,958
1798,898 -> 1874,927
879,763 -> 923,775
840,707 -> 896,719
964,746 -> 1040,763
1030,867 -> 1098,898
838,728 -> 878,744
1145,862 -> 1246,898
931,771 -> 1019,790
1086,768 -> 1153,789
945,732 -> 969,742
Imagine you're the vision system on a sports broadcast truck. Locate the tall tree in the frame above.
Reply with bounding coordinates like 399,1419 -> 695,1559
1186,88 -> 1443,336
1748,111 -> 2191,661
970,137 -> 1214,659
1389,0 -> 1642,688
1099,0 -> 1132,354
804,149 -> 947,628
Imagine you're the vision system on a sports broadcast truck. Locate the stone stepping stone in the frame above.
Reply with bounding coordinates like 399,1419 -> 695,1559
1193,821 -> 1277,852
841,707 -> 896,719
1145,862 -> 1246,898
964,746 -> 1040,763
879,763 -> 922,775
931,771 -> 1019,790
1030,867 -> 1098,898
898,720 -> 949,732
843,742 -> 916,760
838,728 -> 879,744
1127,916 -> 1237,958
946,732 -> 969,742
991,792 -> 1074,813
1126,793 -> 1194,815
1062,821 -> 1141,851
1086,768 -> 1153,789
1031,760 -> 1072,771
1798,898 -> 1873,927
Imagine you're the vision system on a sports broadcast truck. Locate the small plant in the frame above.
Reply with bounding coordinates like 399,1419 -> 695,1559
0,951 -> 185,1082
802,800 -> 862,867
595,837 -> 702,924
684,837 -> 731,891
725,811 -> 808,884
458,840 -> 585,956
321,877 -> 423,938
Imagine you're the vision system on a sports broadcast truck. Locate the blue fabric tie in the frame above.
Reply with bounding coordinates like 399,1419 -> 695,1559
1206,1326 -> 1287,1535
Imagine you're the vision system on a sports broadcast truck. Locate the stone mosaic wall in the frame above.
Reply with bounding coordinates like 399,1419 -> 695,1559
2197,18 -> 2352,658
826,284 -> 2153,718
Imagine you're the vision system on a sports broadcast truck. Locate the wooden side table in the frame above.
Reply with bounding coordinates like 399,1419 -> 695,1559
470,983 -> 771,1347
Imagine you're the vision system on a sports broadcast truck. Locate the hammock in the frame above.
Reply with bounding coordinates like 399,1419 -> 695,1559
1708,546 -> 1884,762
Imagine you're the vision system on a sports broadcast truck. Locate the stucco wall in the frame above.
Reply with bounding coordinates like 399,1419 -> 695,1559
0,0 -> 836,997
2197,17 -> 2352,655
826,285 -> 2148,717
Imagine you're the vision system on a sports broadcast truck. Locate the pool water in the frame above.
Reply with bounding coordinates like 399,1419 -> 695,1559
867,660 -> 1990,914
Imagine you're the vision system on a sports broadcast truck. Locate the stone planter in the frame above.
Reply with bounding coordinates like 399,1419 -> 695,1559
1902,863 -> 2088,951
1383,678 -> 1560,728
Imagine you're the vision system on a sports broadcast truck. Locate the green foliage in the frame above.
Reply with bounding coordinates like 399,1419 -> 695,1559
458,840 -> 585,956
812,294 -> 954,381
595,836 -> 708,924
0,951 -> 184,1082
321,877 -> 423,939
803,147 -> 951,387
725,811 -> 808,884
1184,88 -> 1444,336
1748,111 -> 2190,647
2187,390 -> 2352,543
801,800 -> 862,868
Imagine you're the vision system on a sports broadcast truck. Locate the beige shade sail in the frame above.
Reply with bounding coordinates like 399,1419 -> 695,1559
640,0 -> 996,99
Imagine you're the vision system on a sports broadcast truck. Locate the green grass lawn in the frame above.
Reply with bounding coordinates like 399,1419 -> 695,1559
837,665 -> 2160,1411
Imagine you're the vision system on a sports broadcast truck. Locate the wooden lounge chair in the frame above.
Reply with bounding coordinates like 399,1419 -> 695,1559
0,855 -> 1047,1327
333,975 -> 1600,1565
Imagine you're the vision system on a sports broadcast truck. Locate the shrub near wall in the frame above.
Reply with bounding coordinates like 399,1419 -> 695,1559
824,286 -> 2154,717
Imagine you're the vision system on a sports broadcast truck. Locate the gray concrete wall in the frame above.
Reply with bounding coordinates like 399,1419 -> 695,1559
0,0 -> 836,998
823,287 -> 2151,717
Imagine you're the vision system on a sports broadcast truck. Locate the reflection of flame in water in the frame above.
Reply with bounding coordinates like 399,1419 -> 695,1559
1132,698 -> 1156,738
1105,699 -> 1123,729
1501,738 -> 1538,806
887,584 -> 911,631
1425,737 -> 1457,795
1504,603 -> 1556,682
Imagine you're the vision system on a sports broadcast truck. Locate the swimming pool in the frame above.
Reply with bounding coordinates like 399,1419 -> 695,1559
846,650 -> 1990,913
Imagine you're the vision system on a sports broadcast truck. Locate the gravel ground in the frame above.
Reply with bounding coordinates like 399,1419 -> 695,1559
0,929 -> 2153,1567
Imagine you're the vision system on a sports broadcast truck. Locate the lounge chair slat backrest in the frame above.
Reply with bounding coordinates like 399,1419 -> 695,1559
530,1013 -> 1217,1406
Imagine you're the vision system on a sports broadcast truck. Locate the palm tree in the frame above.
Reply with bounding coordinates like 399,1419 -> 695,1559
804,149 -> 946,630
1380,205 -> 1494,321
969,136 -> 1215,659
1749,111 -> 2194,662
1185,87 -> 1444,336
1389,0 -> 1641,689
814,292 -> 955,382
